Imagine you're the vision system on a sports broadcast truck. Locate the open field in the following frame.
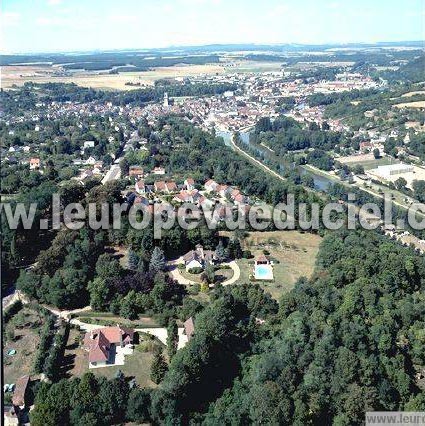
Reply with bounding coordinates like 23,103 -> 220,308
337,154 -> 399,170
75,312 -> 161,328
401,91 -> 425,97
394,100 -> 425,109
3,307 -> 45,384
1,63 -> 225,90
1,60 -> 288,90
235,230 -> 322,299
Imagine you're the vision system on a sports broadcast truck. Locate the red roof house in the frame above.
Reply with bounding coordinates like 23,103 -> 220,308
83,326 -> 134,367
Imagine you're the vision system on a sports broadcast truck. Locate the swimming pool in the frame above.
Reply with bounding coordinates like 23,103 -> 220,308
254,264 -> 274,280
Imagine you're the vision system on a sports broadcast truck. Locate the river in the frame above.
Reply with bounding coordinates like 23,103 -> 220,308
216,129 -> 333,192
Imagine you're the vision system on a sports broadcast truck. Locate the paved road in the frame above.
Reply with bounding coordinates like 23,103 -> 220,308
101,164 -> 121,185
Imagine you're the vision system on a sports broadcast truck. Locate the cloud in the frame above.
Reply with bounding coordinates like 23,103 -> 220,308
3,12 -> 21,27
47,0 -> 63,5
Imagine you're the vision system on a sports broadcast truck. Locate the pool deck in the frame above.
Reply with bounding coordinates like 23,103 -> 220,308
254,264 -> 274,280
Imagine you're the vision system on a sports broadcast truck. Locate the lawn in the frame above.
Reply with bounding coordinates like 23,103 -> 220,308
92,349 -> 157,389
350,157 -> 399,171
3,307 -> 46,384
180,269 -> 204,283
180,267 -> 234,284
234,230 -> 322,300
60,327 -> 88,379
75,312 -> 161,328
337,154 -> 399,170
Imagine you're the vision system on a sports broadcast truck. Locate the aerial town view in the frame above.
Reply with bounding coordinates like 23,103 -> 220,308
1,0 -> 425,425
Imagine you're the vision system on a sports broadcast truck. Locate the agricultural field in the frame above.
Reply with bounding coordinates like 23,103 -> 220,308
394,100 -> 425,109
1,63 -> 225,90
235,230 -> 322,300
1,59 -> 290,90
3,306 -> 46,384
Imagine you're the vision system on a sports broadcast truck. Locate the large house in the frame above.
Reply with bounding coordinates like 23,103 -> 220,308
183,244 -> 215,270
83,326 -> 134,368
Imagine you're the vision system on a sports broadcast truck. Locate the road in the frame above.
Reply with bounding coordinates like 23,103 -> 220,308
101,164 -> 121,185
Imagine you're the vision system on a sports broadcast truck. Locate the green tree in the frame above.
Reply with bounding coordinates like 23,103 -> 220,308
395,177 -> 407,191
149,247 -> 166,273
373,148 -> 380,159
128,249 -> 139,270
119,290 -> 139,320
151,347 -> 168,384
203,261 -> 215,284
119,157 -> 129,177
166,319 -> 178,360
126,388 -> 151,423
215,240 -> 227,262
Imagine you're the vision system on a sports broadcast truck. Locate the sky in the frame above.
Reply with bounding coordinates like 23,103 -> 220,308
1,0 -> 425,53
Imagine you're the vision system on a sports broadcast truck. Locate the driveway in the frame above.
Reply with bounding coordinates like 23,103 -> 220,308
168,257 -> 240,286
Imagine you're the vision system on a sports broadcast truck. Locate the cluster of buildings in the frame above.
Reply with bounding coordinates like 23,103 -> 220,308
130,176 -> 249,211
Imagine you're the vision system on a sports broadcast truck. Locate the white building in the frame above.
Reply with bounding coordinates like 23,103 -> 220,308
375,163 -> 414,178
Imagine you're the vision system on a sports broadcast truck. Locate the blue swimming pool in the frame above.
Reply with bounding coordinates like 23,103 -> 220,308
255,264 -> 274,280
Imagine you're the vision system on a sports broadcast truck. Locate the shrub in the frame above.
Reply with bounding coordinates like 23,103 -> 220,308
188,267 -> 203,274
4,300 -> 23,323
242,250 -> 254,259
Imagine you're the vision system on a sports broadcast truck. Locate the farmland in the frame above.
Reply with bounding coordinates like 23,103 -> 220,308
1,63 -> 225,90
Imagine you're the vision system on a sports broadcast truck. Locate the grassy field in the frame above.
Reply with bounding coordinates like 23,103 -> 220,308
337,154 -> 399,170
61,327 -> 88,378
92,349 -> 157,388
75,312 -> 161,328
3,307 -> 46,384
235,230 -> 322,300
394,100 -> 425,109
348,157 -> 399,170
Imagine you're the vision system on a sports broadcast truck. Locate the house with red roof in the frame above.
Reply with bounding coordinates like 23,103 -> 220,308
154,181 -> 177,193
204,179 -> 218,192
29,157 -> 41,170
83,326 -> 134,368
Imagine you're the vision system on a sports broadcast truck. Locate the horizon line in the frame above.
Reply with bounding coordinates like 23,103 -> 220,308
2,40 -> 425,56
